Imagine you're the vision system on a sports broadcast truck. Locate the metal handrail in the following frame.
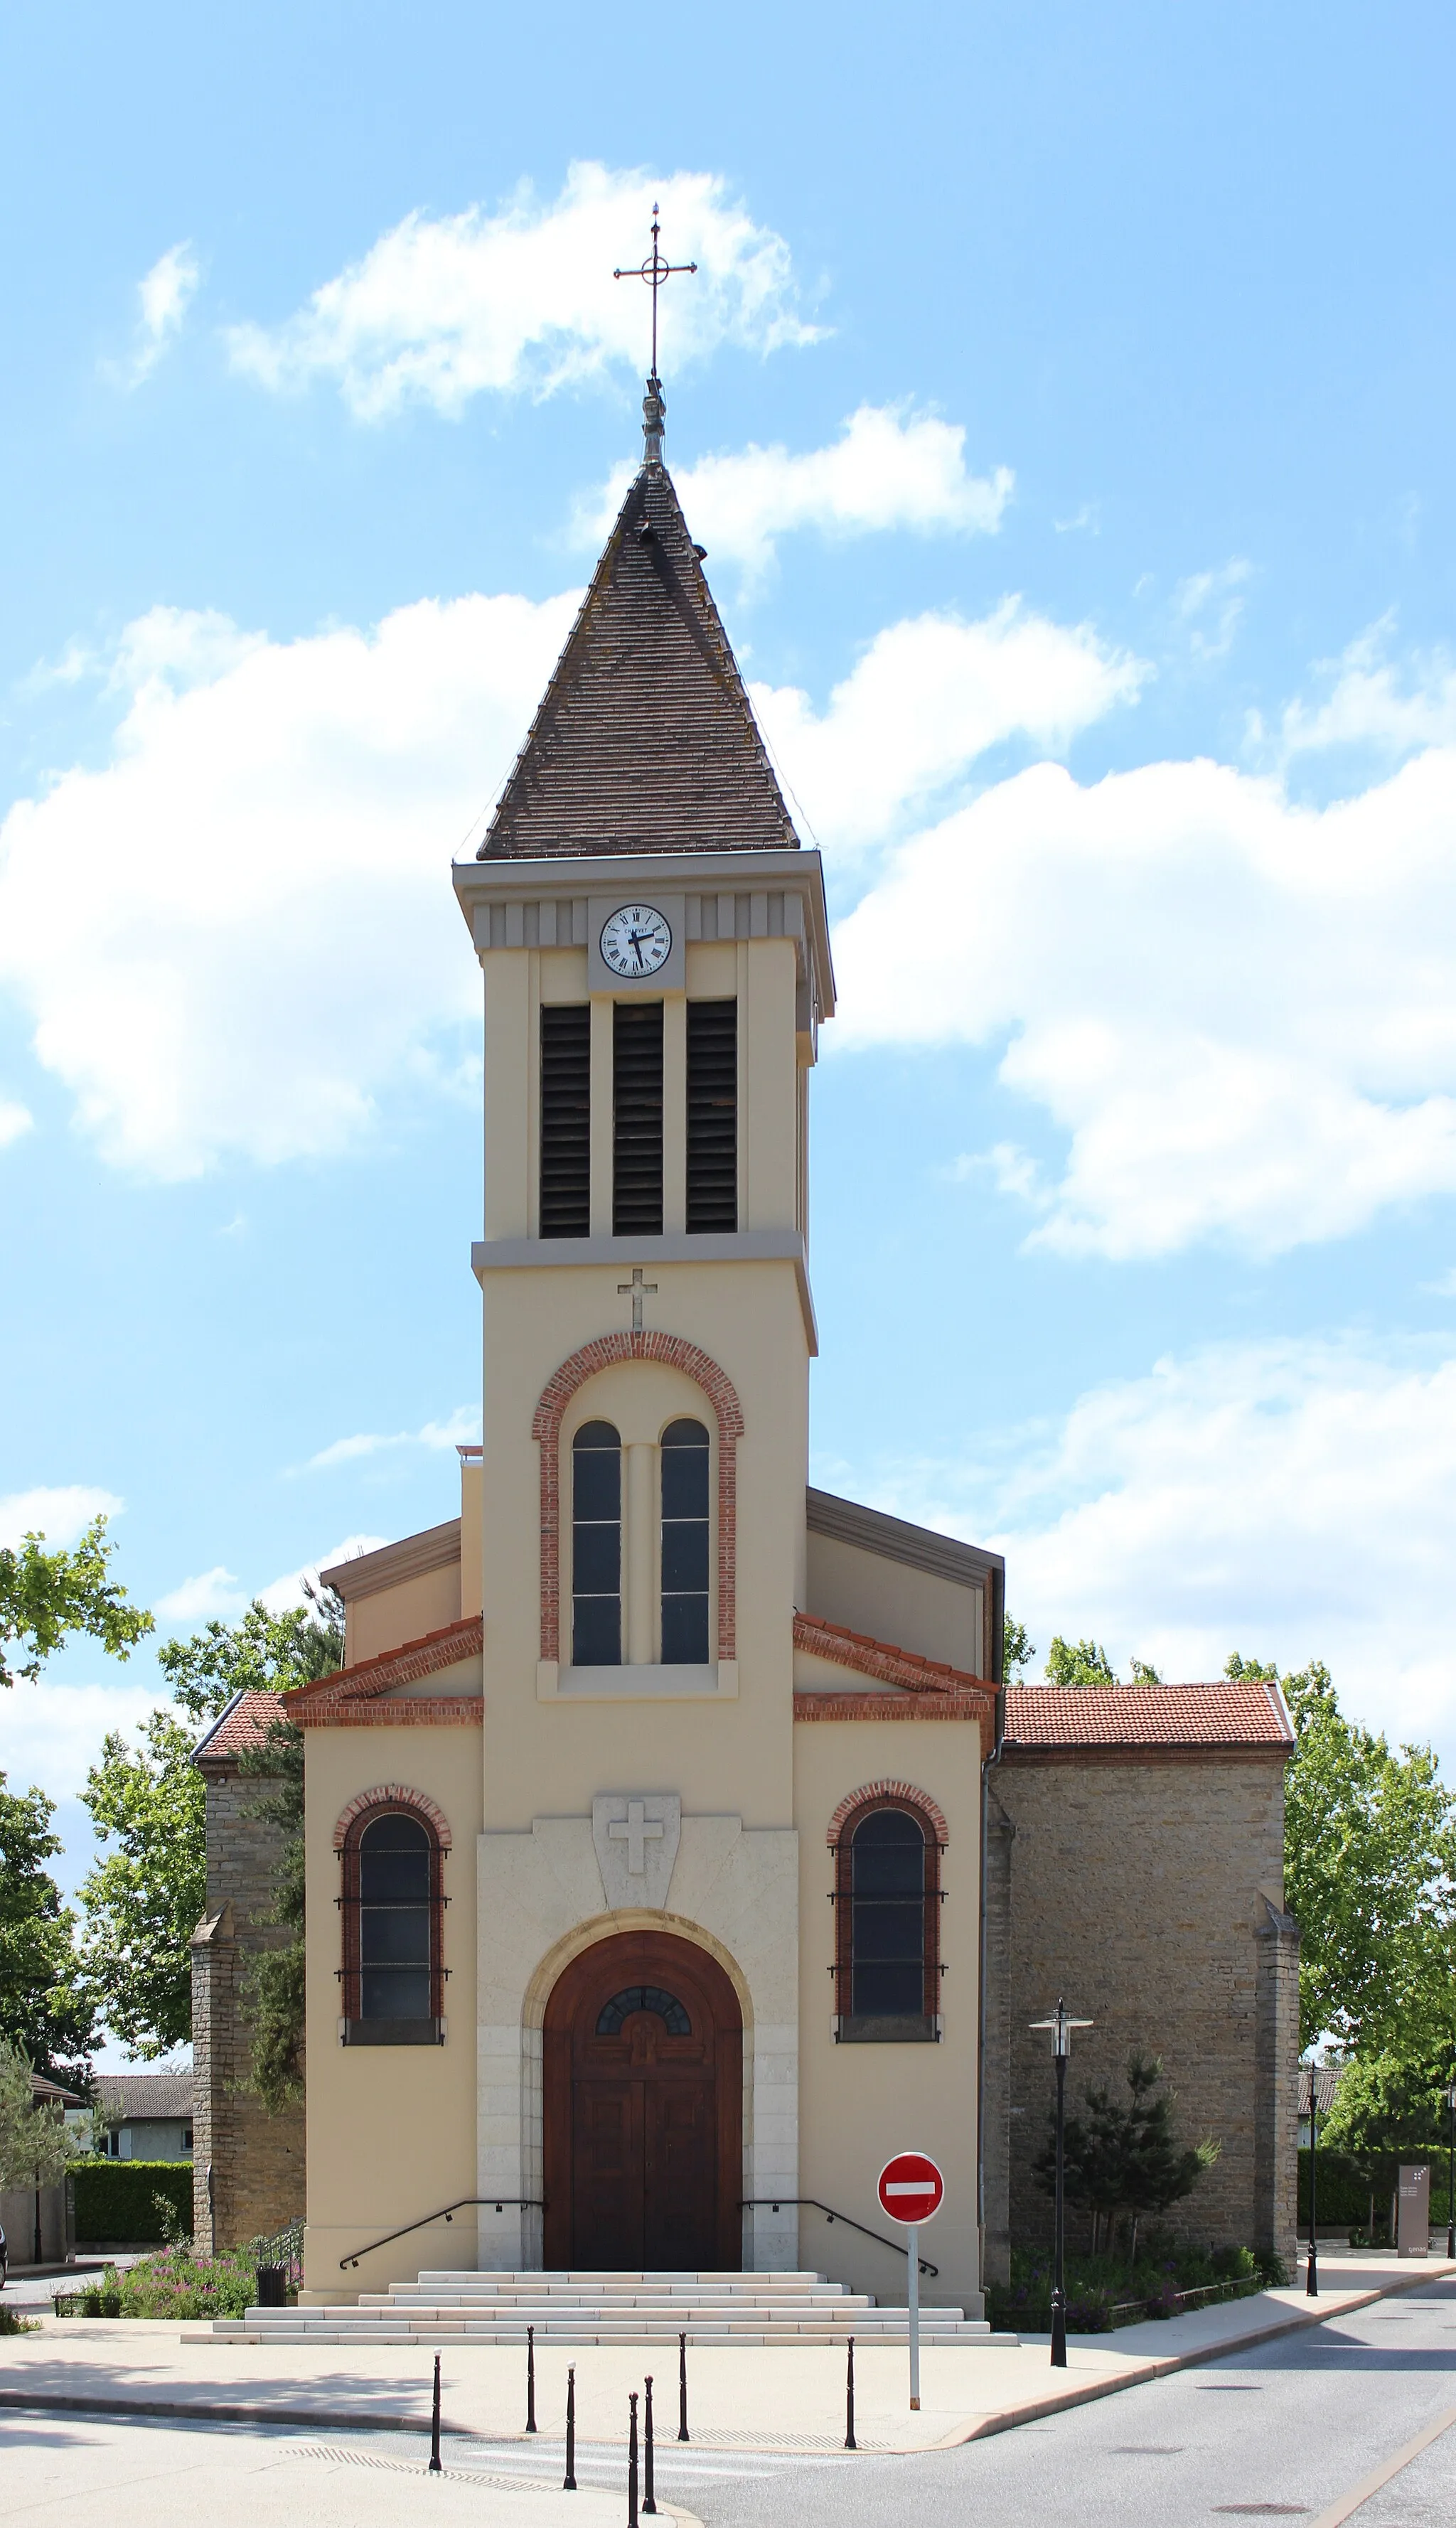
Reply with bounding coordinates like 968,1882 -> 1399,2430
741,2196 -> 939,2278
340,2198 -> 544,2271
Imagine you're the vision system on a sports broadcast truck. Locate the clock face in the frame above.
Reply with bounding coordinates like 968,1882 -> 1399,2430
600,903 -> 673,978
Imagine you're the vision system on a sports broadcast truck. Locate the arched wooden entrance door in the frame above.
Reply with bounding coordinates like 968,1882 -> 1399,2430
543,1930 -> 742,2270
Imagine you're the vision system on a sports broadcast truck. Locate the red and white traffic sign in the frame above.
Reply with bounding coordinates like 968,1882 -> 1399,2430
877,2151 -> 944,2225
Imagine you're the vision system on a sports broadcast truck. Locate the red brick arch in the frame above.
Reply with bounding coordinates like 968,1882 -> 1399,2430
532,1331 -> 745,1662
826,1779 -> 949,1849
332,1784 -> 454,1851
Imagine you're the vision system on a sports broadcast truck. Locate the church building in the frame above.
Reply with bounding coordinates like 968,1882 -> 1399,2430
192,373 -> 1301,2314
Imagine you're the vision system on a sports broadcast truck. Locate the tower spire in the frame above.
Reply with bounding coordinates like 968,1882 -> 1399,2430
614,204 -> 697,467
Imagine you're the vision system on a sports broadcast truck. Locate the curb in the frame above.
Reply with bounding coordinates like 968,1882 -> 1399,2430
940,2259 -> 1456,2447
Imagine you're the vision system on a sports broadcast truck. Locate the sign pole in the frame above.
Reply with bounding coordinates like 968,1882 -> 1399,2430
877,2150 -> 943,2415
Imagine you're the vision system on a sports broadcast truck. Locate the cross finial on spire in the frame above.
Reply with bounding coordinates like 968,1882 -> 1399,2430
614,203 -> 697,465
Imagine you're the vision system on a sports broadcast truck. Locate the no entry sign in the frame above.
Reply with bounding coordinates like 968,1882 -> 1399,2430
877,2151 -> 944,2225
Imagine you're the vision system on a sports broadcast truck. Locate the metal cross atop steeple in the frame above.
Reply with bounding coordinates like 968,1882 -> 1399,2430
614,204 -> 697,463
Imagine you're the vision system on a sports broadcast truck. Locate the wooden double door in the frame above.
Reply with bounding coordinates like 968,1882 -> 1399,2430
543,1930 -> 742,2270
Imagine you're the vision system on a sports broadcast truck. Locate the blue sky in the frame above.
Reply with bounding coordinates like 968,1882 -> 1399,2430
4,3 -> 1456,2028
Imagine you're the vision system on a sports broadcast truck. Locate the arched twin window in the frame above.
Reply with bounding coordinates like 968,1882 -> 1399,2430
341,1806 -> 446,2045
832,1797 -> 943,2043
571,1415 -> 711,1667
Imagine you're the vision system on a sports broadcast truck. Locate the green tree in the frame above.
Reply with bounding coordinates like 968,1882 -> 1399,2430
0,1777 -> 98,2083
1320,2048 -> 1453,2165
1037,2050 -> 1219,2259
0,2038 -> 82,2191
78,1590 -> 343,2062
237,1707 -> 307,2110
1002,1615 -> 1035,1678
1,1516 -> 151,1689
1045,1635 -> 1118,1688
1228,1655 -> 1456,2060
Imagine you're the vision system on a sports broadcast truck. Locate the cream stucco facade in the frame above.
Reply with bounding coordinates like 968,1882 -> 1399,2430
198,423 -> 1297,2308
284,446 -> 1004,2312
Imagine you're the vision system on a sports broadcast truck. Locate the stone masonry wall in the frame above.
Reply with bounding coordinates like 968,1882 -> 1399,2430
191,1767 -> 305,2252
995,1752 -> 1297,2272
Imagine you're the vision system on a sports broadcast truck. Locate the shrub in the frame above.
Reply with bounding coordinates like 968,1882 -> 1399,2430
56,2242 -> 259,2320
71,2158 -> 191,2244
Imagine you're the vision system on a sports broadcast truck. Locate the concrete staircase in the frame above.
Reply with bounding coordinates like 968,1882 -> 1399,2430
205,2269 -> 1017,2345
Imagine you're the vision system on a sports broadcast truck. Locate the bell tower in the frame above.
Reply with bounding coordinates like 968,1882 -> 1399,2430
452,377 -> 833,2272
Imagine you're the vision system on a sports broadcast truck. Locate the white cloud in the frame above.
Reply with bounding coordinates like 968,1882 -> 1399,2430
154,1565 -> 244,1623
259,1533 -> 389,1617
1267,618 -> 1456,763
0,580 -> 1140,1175
227,163 -> 818,420
0,1099 -> 33,1148
303,1405 -> 481,1472
753,602 -> 1145,856
0,590 -> 576,1177
0,1676 -> 163,1801
983,1338 -> 1456,1764
577,405 -> 1012,584
1174,557 -> 1251,663
109,242 -> 199,387
0,1485 -> 122,1550
834,743 -> 1456,1258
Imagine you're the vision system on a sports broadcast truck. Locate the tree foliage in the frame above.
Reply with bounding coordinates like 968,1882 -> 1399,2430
1226,1654 -> 1456,2062
1320,2049 -> 1455,2166
1042,1636 -> 1164,1689
78,1590 -> 343,2064
0,1516 -> 151,1690
1002,1614 -> 1034,1679
237,1703 -> 309,2111
1035,2051 -> 1219,2253
0,2039 -> 82,2190
0,1775 -> 98,2082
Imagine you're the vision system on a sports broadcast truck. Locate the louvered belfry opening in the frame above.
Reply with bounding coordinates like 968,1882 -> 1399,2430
686,999 -> 737,1233
540,1004 -> 592,1237
613,1001 -> 664,1235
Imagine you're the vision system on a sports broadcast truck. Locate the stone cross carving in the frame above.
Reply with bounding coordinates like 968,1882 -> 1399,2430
617,1267 -> 658,1330
608,1800 -> 664,1877
592,1793 -> 681,1912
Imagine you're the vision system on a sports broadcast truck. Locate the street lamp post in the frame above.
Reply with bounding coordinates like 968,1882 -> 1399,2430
1435,2083 -> 1445,2265
1030,1998 -> 1093,2367
1305,2057 -> 1320,2298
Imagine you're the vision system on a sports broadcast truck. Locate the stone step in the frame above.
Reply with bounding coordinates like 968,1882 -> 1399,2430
208,2317 -> 997,2344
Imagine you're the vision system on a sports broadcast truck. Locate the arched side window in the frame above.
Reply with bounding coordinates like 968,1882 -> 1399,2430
832,1796 -> 943,2044
572,1420 -> 621,1665
341,1804 -> 446,2046
660,1418 -> 710,1664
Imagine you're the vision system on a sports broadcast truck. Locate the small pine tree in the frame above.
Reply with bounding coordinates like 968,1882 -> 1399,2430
1036,2050 -> 1219,2260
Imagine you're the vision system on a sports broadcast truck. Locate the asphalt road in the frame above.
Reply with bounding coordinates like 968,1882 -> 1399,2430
389,2276 -> 1456,2527
4,2279 -> 1455,2528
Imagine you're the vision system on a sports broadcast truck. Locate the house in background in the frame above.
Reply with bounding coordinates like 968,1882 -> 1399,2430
88,2071 -> 194,2161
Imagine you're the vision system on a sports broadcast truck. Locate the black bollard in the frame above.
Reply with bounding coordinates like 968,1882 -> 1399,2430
526,2321 -> 537,2431
628,2389 -> 640,2528
429,2350 -> 443,2473
563,2364 -> 577,2492
845,2333 -> 857,2451
643,2374 -> 657,2514
678,2330 -> 690,2442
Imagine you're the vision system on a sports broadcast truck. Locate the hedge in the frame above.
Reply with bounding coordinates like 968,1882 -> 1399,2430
72,2159 -> 193,2244
1298,2148 -> 1452,2232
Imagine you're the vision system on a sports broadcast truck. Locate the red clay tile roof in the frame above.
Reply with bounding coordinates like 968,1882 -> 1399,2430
1004,1681 -> 1293,1750
193,1687 -> 289,1765
793,1612 -> 995,1700
480,462 -> 798,860
285,1614 -> 483,1715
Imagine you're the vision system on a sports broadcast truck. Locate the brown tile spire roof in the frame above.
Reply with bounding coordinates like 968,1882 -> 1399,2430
479,454 -> 799,860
